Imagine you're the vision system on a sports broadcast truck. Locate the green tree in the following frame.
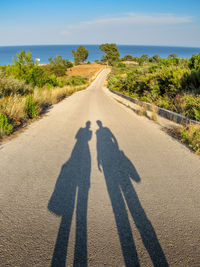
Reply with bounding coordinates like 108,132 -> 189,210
121,54 -> 134,61
149,54 -> 161,63
6,50 -> 34,80
72,46 -> 89,65
167,54 -> 180,65
6,50 -> 59,87
168,54 -> 178,59
99,43 -> 120,66
138,54 -> 149,65
47,56 -> 73,76
188,53 -> 200,70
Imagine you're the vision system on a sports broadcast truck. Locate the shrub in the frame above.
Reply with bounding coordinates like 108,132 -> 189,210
177,94 -> 200,121
0,113 -> 13,136
107,58 -> 200,122
108,75 -> 125,91
155,67 -> 189,97
117,63 -> 126,68
0,70 -> 32,97
180,124 -> 200,153
188,53 -> 200,70
65,76 -> 87,86
185,68 -> 200,94
46,56 -> 73,77
149,55 -> 161,63
0,96 -> 26,125
121,55 -> 135,61
25,95 -> 38,119
5,50 -> 60,88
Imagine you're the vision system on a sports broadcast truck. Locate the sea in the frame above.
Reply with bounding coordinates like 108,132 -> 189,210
0,44 -> 199,65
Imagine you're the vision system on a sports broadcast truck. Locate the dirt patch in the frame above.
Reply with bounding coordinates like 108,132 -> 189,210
66,63 -> 106,80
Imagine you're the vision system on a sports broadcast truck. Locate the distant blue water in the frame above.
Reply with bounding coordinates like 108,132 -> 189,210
0,44 -> 199,65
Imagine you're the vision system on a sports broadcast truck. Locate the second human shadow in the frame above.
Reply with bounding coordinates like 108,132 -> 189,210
96,120 -> 168,267
48,121 -> 92,267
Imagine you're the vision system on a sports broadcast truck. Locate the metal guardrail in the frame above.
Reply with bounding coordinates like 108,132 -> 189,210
109,89 -> 200,125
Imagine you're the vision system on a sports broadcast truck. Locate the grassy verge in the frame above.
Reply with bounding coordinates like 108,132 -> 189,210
0,65 -> 104,140
0,84 -> 86,140
107,59 -> 200,154
166,124 -> 200,154
107,58 -> 200,122
0,49 -> 107,140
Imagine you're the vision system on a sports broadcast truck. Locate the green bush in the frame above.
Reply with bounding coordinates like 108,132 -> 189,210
25,95 -> 38,119
108,75 -> 125,91
117,63 -> 126,68
0,113 -> 13,136
149,55 -> 161,63
0,70 -> 32,97
178,94 -> 200,120
107,54 -> 200,121
180,125 -> 200,153
65,76 -> 87,86
45,56 -> 73,77
5,50 -> 60,88
121,54 -> 135,61
185,68 -> 200,94
155,67 -> 189,97
188,53 -> 200,70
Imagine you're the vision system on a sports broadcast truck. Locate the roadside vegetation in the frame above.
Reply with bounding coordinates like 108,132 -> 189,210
0,48 -> 104,140
108,53 -> 200,121
106,47 -> 200,153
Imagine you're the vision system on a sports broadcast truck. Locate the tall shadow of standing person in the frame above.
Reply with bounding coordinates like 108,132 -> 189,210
48,121 -> 92,267
96,120 -> 168,267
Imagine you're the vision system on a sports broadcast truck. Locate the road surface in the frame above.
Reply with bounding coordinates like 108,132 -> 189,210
0,69 -> 200,266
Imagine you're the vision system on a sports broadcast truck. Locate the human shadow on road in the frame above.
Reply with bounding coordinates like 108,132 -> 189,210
96,120 -> 168,267
48,121 -> 92,267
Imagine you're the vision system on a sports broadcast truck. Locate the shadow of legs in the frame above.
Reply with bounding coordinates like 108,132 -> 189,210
51,191 -> 76,267
107,183 -> 140,267
122,182 -> 169,267
73,186 -> 89,267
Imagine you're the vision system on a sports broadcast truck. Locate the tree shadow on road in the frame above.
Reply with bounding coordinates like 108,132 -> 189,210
96,120 -> 169,267
48,121 -> 92,267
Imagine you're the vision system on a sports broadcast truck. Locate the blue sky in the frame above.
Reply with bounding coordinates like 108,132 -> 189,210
0,0 -> 200,47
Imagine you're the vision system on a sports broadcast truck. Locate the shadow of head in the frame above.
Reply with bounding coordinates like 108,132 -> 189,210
96,120 -> 102,128
86,121 -> 91,129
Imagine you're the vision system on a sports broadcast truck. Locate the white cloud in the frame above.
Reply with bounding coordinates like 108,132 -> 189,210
60,30 -> 70,36
57,12 -> 199,47
65,13 -> 192,31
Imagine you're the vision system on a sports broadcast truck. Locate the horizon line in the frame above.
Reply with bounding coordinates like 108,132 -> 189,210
0,44 -> 200,49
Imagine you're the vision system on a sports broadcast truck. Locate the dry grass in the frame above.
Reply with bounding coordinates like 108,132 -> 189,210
135,107 -> 148,116
0,85 -> 86,134
0,96 -> 26,125
33,85 -> 86,106
180,124 -> 200,154
165,124 -> 200,154
66,63 -> 106,80
151,104 -> 158,121
135,103 -> 148,117
0,64 -> 99,140
33,87 -> 67,106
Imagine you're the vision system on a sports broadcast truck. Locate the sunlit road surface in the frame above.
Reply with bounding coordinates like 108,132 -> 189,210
0,69 -> 200,266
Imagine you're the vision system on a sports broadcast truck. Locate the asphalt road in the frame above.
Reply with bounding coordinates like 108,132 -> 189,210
0,69 -> 200,267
